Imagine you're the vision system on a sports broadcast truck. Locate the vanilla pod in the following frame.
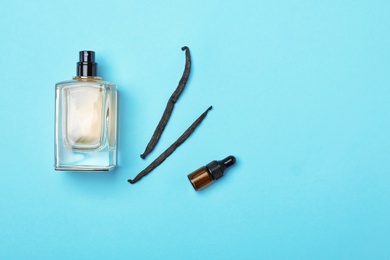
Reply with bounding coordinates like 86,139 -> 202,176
129,106 -> 212,184
140,46 -> 191,159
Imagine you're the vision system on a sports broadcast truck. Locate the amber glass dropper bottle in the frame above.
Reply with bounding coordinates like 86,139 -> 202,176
187,156 -> 236,191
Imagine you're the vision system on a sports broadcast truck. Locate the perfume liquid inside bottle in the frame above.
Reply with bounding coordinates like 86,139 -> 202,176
55,51 -> 117,171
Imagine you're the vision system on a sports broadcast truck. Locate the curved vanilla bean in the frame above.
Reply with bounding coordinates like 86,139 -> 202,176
129,106 -> 212,184
140,46 -> 191,159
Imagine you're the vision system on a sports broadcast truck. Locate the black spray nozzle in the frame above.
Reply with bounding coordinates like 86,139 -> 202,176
79,50 -> 95,62
77,50 -> 97,77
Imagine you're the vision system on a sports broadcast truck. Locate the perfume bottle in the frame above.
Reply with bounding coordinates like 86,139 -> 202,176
55,51 -> 117,171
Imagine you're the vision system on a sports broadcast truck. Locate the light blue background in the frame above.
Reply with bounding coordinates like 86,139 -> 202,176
0,0 -> 389,259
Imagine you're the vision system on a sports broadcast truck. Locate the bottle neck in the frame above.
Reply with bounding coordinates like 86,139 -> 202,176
72,76 -> 102,81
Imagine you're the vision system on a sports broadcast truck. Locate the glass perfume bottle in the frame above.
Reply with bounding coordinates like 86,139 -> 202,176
55,51 -> 117,171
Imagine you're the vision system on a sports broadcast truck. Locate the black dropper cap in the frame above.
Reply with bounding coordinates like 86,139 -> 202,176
206,155 -> 236,180
77,51 -> 97,77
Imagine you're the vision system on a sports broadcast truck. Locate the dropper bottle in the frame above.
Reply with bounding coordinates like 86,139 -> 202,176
187,156 -> 236,191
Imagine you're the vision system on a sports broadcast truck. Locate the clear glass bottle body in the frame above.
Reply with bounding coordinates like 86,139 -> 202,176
55,76 -> 117,171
